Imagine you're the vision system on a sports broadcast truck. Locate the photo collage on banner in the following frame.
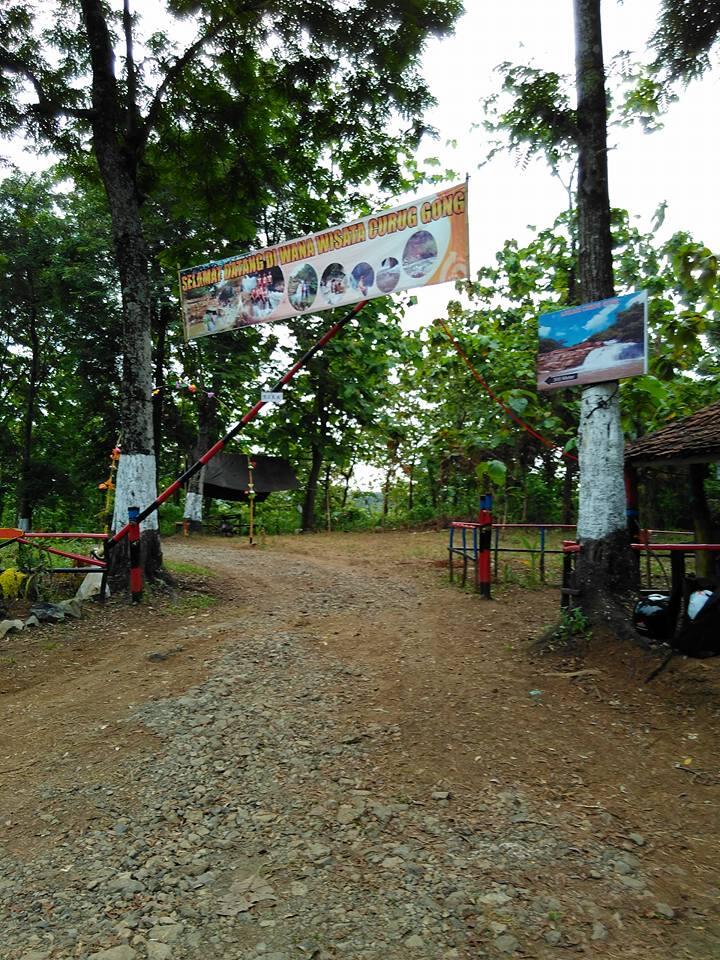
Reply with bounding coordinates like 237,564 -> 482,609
179,183 -> 470,340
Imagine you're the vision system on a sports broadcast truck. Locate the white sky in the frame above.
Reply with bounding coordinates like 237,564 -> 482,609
407,0 -> 719,326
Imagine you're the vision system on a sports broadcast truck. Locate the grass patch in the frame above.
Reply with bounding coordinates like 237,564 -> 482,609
164,559 -> 213,578
169,592 -> 218,613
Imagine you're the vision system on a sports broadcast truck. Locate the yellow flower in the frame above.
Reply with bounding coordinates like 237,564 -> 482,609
0,568 -> 27,600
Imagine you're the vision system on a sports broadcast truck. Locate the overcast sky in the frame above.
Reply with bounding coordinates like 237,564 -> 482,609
407,0 -> 719,325
3,1 -> 716,324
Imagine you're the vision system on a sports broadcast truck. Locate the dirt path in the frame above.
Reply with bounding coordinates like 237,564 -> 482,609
1,531 -> 719,959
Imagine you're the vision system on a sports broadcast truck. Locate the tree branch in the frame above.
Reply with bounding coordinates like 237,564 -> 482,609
0,47 -> 93,123
137,1 -> 269,152
123,0 -> 140,141
137,16 -> 232,151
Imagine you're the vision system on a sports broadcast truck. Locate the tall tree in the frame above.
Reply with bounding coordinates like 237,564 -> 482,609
570,0 -> 637,628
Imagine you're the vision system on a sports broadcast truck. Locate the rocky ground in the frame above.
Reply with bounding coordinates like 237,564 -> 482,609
1,531 -> 719,960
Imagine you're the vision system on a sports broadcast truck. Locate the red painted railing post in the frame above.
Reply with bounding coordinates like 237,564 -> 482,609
478,494 -> 493,599
128,506 -> 143,603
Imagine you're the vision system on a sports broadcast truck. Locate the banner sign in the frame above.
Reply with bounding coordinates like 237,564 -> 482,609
537,291 -> 648,392
179,182 -> 469,340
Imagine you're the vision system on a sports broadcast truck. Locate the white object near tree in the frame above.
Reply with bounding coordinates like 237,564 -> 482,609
183,491 -> 204,522
183,465 -> 207,523
111,454 -> 159,533
576,383 -> 626,541
75,572 -> 109,601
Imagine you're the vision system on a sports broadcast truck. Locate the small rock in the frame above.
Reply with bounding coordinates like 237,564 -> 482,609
24,615 -> 40,628
617,875 -> 645,892
654,903 -> 675,920
58,598 -> 82,618
107,874 -> 145,895
544,930 -> 562,946
146,944 -> 172,960
431,791 -> 451,801
628,833 -> 646,847
29,602 -> 65,622
404,934 -> 425,948
493,934 -> 519,954
337,804 -> 363,824
148,924 -> 184,944
591,922 -> 609,941
88,948 -> 137,960
479,891 -> 512,907
0,619 -> 24,639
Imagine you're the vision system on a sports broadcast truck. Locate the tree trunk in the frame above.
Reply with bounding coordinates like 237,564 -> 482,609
571,0 -> 637,630
425,457 -> 438,509
82,0 -> 162,580
183,385 -> 219,530
301,373 -> 328,532
688,463 -> 718,578
324,463 -> 332,532
562,459 -> 577,526
152,296 -> 170,468
302,443 -> 324,531
17,289 -> 40,531
340,467 -> 353,508
383,466 -> 393,518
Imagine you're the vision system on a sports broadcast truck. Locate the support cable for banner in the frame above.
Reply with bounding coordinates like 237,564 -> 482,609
110,300 -> 369,549
434,317 -> 578,463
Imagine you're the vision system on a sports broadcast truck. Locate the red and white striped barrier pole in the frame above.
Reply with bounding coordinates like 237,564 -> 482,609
108,301 -> 369,599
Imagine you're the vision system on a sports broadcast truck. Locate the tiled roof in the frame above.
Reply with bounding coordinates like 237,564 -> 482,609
625,400 -> 720,465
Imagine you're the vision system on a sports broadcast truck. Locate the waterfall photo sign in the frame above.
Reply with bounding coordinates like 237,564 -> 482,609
537,291 -> 648,392
179,182 -> 470,340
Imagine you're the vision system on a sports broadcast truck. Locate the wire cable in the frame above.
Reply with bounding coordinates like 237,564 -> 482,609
434,317 -> 578,463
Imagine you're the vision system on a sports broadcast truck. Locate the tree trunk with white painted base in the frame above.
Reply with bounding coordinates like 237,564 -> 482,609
81,0 -> 163,585
572,0 -> 637,630
183,470 -> 206,532
574,383 -> 636,627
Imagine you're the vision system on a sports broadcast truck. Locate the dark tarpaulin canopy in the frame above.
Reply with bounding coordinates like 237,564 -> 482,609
191,452 -> 299,503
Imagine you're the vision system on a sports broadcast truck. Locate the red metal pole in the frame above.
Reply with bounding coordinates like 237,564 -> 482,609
128,506 -> 142,603
477,494 -> 493,598
15,538 -> 106,567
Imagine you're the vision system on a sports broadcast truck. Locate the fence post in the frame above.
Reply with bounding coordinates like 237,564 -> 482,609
128,505 -> 143,604
561,541 -> 574,609
478,494 -> 493,598
539,526 -> 546,583
473,524 -> 479,590
461,527 -> 468,587
448,525 -> 455,582
641,528 -> 651,590
100,538 -> 110,604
